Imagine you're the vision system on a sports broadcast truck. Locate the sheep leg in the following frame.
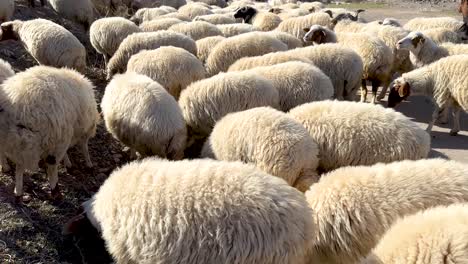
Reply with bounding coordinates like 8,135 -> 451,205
449,107 -> 461,136
14,165 -> 25,202
360,79 -> 367,103
103,54 -> 110,68
377,80 -> 390,101
63,153 -> 72,168
80,139 -> 93,168
46,151 -> 65,200
0,154 -> 10,172
426,105 -> 440,134
370,80 -> 381,104
436,107 -> 449,124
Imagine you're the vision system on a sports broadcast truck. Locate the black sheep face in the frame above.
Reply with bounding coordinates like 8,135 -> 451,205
234,6 -> 257,23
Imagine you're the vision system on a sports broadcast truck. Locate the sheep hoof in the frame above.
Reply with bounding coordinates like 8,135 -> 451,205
50,186 -> 63,201
449,131 -> 459,136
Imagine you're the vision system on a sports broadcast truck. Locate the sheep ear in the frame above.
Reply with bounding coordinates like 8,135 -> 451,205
303,27 -> 310,32
398,82 -> 410,97
324,10 -> 333,18
411,35 -> 424,46
309,7 -> 315,13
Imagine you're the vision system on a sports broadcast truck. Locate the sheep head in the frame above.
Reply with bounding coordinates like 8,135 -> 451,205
233,6 -> 257,24
397,32 -> 425,52
303,25 -> 327,44
388,78 -> 410,108
0,21 -> 22,41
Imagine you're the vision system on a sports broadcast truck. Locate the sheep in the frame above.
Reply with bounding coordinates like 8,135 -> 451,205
63,158 -> 314,264
130,0 -> 186,9
363,203 -> 468,264
289,100 -> 430,172
127,47 -> 206,99
275,13 -> 332,42
388,55 -> 468,136
404,16 -> 464,32
168,21 -> 223,40
0,58 -> 14,83
299,1 -> 324,12
239,62 -> 334,111
195,35 -> 225,63
178,71 -> 279,141
233,6 -> 282,31
151,12 -> 191,21
305,158 -> 468,264
0,0 -> 13,23
228,51 -> 313,72
139,18 -> 184,32
397,31 -> 468,69
101,73 -> 186,160
129,7 -> 172,24
286,44 -> 364,101
422,27 -> 466,44
193,13 -> 236,24
302,24 -> 337,44
264,31 -> 302,49
28,0 -> 46,7
201,107 -> 319,192
47,0 -> 95,30
217,23 -> 256,37
0,19 -> 87,73
106,31 -> 197,79
178,3 -> 213,19
380,17 -> 401,27
90,17 -> 141,65
205,32 -> 288,76
0,66 -> 99,202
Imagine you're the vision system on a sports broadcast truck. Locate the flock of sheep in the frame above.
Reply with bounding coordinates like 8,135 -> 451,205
1,0 -> 468,263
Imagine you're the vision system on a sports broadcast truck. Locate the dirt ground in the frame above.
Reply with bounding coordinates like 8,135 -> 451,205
0,1 -> 467,263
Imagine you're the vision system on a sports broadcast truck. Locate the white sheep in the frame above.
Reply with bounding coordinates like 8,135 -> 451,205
380,17 -> 401,27
47,0 -> 95,30
202,107 -> 319,192
422,27 -> 466,44
305,158 -> 468,264
139,18 -> 184,32
101,73 -> 186,160
106,31 -> 197,79
90,17 -> 141,65
275,13 -> 332,42
286,44 -> 364,101
127,47 -> 206,99
0,0 -> 14,23
178,3 -> 213,19
168,21 -> 223,40
239,61 -> 334,111
195,35 -> 225,63
404,16 -> 464,32
0,66 -> 98,202
0,19 -> 87,73
397,31 -> 468,68
233,6 -> 282,31
178,71 -> 279,139
193,13 -> 236,24
130,7 -> 172,24
363,203 -> 468,264
205,32 -> 288,76
217,23 -> 256,37
0,58 -> 14,83
264,31 -> 302,49
228,51 -> 313,71
289,100 -> 430,172
299,1 -> 324,12
63,158 -> 314,264
388,55 -> 468,136
151,12 -> 191,21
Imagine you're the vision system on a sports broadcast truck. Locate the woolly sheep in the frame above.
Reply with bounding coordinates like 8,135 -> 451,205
130,7 -> 172,24
228,51 -> 313,71
139,18 -> 184,32
205,32 -> 288,76
0,0 -> 13,23
397,31 -> 468,68
217,23 -> 255,37
239,62 -> 334,111
101,73 -> 186,160
305,158 -> 468,264
404,17 -> 464,32
178,3 -> 213,19
127,47 -> 206,99
168,21 -> 223,40
264,31 -> 302,49
0,58 -> 14,83
422,27 -> 465,44
106,31 -> 197,79
289,100 -> 430,172
275,13 -> 332,42
0,66 -> 98,202
300,1 -> 324,12
381,17 -> 401,27
195,35 -> 225,62
388,55 -> 468,136
193,13 -> 236,24
202,106 -> 319,192
363,203 -> 468,264
63,158 -> 314,264
233,6 -> 282,31
178,71 -> 279,139
47,0 -> 94,30
90,17 -> 141,65
152,12 -> 191,21
0,19 -> 87,73
286,44 -> 364,101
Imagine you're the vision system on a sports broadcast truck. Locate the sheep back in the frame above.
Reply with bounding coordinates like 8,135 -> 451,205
168,21 -> 223,40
